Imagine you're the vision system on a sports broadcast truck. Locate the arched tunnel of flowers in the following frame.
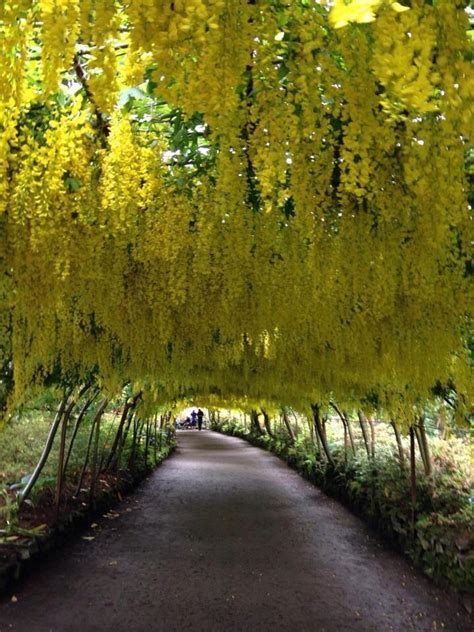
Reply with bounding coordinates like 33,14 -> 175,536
0,0 -> 472,602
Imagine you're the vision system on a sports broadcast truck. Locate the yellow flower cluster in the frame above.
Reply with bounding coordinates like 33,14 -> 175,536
330,0 -> 409,29
0,1 -> 471,422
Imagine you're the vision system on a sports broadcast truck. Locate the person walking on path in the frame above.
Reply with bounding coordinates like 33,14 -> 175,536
190,410 -> 197,427
197,409 -> 204,431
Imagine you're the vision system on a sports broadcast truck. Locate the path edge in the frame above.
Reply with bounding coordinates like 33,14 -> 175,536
0,446 -> 176,599
211,426 -> 474,617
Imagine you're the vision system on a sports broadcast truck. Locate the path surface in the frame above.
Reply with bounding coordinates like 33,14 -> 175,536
0,431 -> 471,632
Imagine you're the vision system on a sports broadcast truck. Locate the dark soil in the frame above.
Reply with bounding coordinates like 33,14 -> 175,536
0,431 -> 472,632
0,473 -> 125,533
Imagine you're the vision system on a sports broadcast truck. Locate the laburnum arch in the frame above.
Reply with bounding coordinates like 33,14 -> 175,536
0,0 -> 472,422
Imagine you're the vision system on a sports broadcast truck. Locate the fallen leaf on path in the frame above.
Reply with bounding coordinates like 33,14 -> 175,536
109,560 -> 117,566
11,596 -> 17,603
91,523 -> 98,528
82,536 -> 95,541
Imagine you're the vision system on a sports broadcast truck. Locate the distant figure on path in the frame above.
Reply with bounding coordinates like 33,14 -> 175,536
197,409 -> 204,431
190,410 -> 198,427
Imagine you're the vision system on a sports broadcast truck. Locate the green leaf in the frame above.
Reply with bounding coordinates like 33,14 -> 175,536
64,176 -> 81,192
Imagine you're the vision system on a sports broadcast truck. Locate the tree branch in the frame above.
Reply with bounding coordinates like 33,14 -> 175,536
73,54 -> 110,142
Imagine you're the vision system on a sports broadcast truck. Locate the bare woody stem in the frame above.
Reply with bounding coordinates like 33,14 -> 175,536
73,54 -> 110,141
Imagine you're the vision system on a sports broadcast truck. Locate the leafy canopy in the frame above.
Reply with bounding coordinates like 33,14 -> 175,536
0,0 -> 472,416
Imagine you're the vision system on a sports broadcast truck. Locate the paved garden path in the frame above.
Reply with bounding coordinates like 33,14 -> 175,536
0,430 -> 471,632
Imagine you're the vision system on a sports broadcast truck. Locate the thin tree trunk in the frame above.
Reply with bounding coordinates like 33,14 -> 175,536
307,413 -> 315,445
75,414 -> 97,497
250,409 -> 263,435
63,390 -> 99,475
413,425 -> 426,470
330,402 -> 356,455
390,418 -> 406,470
130,417 -> 146,467
345,414 -> 356,455
415,417 -> 432,476
104,402 -> 131,470
357,410 -> 371,457
110,393 -> 141,472
144,418 -> 151,468
99,408 -> 119,473
261,408 -> 275,439
419,418 -> 432,476
311,404 -> 335,467
116,409 -> 135,477
367,417 -> 376,459
409,425 -> 417,537
366,417 -> 377,514
314,421 -> 321,454
89,399 -> 108,504
55,394 -> 77,519
18,394 -> 69,506
158,414 -> 163,451
75,398 -> 108,497
291,410 -> 299,436
129,416 -> 140,467
321,414 -> 328,443
342,416 -> 348,462
105,392 -> 141,470
331,402 -> 346,445
153,415 -> 158,464
282,408 -> 295,443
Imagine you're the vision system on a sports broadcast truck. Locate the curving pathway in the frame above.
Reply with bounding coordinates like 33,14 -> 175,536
0,431 -> 471,632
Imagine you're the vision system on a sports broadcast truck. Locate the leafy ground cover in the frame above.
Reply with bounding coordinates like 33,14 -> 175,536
213,415 -> 474,595
0,394 -> 175,589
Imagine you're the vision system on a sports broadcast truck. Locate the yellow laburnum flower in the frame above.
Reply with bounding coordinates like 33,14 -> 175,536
330,0 -> 409,29
330,0 -> 381,28
0,0 -> 470,411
